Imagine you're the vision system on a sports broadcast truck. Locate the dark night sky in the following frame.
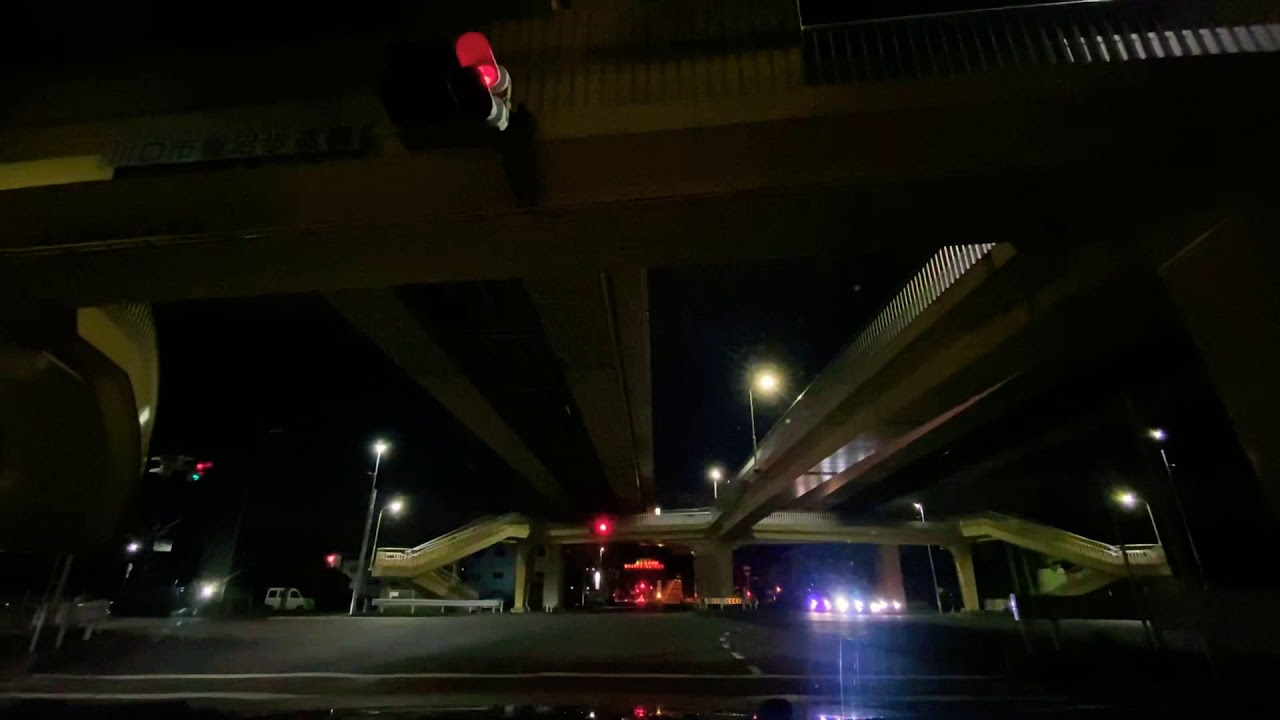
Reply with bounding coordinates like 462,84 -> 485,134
145,252 -> 923,571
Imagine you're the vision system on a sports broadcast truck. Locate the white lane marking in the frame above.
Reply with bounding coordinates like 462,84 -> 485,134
29,671 -> 1000,681
8,692 -> 307,701
729,652 -> 746,660
747,665 -> 763,675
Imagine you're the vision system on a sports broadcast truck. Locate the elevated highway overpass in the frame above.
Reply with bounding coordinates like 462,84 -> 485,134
373,508 -> 1169,611
2,0 -> 1279,550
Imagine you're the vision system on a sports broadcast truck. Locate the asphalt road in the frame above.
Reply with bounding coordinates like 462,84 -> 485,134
1,611 -> 1239,713
15,611 -> 1033,676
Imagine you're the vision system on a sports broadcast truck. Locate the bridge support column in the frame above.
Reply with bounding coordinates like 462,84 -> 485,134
512,541 -> 535,612
951,544 -> 980,613
1159,210 -> 1280,524
875,544 -> 906,606
541,544 -> 563,611
693,544 -> 734,599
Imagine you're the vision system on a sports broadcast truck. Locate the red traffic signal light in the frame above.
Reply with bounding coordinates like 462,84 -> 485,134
593,518 -> 612,536
325,553 -> 340,568
455,32 -> 501,90
195,461 -> 213,472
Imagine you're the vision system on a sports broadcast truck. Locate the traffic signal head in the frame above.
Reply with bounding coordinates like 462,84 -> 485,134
380,32 -> 511,141
592,517 -> 612,536
325,553 -> 341,568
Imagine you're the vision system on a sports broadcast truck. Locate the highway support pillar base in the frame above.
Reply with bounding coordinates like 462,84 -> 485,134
512,541 -> 535,613
951,543 -> 981,613
693,543 -> 734,600
541,544 -> 563,611
875,544 -> 906,606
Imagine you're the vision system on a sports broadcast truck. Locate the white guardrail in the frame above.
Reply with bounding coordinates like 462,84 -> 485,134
372,597 -> 503,614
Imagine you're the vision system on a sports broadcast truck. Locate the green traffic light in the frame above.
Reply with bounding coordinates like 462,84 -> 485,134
191,473 -> 201,481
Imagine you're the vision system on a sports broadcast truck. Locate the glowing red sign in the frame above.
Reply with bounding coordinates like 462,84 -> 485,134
624,559 -> 664,571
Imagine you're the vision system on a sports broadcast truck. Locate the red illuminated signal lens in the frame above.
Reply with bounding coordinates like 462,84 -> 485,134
455,32 -> 500,89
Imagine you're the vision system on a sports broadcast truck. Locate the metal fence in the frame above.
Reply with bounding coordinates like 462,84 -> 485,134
803,0 -> 1280,85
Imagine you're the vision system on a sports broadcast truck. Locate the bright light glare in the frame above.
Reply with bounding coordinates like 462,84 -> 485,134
892,600 -> 902,610
707,466 -> 724,481
853,598 -> 865,613
835,596 -> 850,613
809,598 -> 818,611
870,600 -> 886,613
373,440 -> 390,456
1147,428 -> 1167,442
754,370 -> 780,393
593,570 -> 601,590
654,507 -> 661,516
822,598 -> 832,611
126,541 -> 141,554
1116,491 -> 1139,509
199,582 -> 218,600
387,498 -> 405,515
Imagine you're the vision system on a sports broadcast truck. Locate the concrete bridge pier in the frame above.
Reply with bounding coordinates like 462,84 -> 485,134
950,543 -> 981,613
541,545 -> 564,611
692,543 -> 735,599
875,544 -> 906,606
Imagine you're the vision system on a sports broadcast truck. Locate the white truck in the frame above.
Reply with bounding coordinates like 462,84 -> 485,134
263,587 -> 315,612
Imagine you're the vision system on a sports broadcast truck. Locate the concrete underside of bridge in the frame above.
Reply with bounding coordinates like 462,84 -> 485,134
1,57 -> 1275,304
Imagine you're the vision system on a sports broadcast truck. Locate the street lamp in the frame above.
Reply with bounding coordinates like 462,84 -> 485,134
748,369 -> 782,472
914,503 -> 943,613
1145,428 -> 1203,577
350,439 -> 391,615
126,541 -> 141,554
707,466 -> 724,499
1114,490 -> 1162,546
369,497 -> 406,570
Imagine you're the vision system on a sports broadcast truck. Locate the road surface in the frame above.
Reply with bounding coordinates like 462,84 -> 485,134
0,611 -> 1230,713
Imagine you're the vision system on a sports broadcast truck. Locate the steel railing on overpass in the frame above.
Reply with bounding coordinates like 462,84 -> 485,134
374,513 -> 530,587
960,512 -> 1168,575
802,0 -> 1280,86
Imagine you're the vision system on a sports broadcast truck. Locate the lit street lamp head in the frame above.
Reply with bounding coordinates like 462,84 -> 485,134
707,466 -> 724,482
1116,491 -> 1139,509
1147,428 -> 1167,442
753,370 -> 781,394
372,440 -> 390,456
387,498 -> 405,515
126,541 -> 141,554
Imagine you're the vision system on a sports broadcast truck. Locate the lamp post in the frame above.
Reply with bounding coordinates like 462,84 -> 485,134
748,370 -> 781,472
707,466 -> 724,500
914,502 -> 943,613
350,439 -> 389,615
369,498 -> 405,570
1147,428 -> 1204,577
1115,491 -> 1162,547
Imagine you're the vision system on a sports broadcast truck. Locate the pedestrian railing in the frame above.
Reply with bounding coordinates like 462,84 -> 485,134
375,513 -> 529,573
961,512 -> 1168,574
371,597 -> 503,614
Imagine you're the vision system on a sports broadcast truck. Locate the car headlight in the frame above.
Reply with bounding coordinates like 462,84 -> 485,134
835,596 -> 850,613
853,598 -> 865,613
198,582 -> 219,600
